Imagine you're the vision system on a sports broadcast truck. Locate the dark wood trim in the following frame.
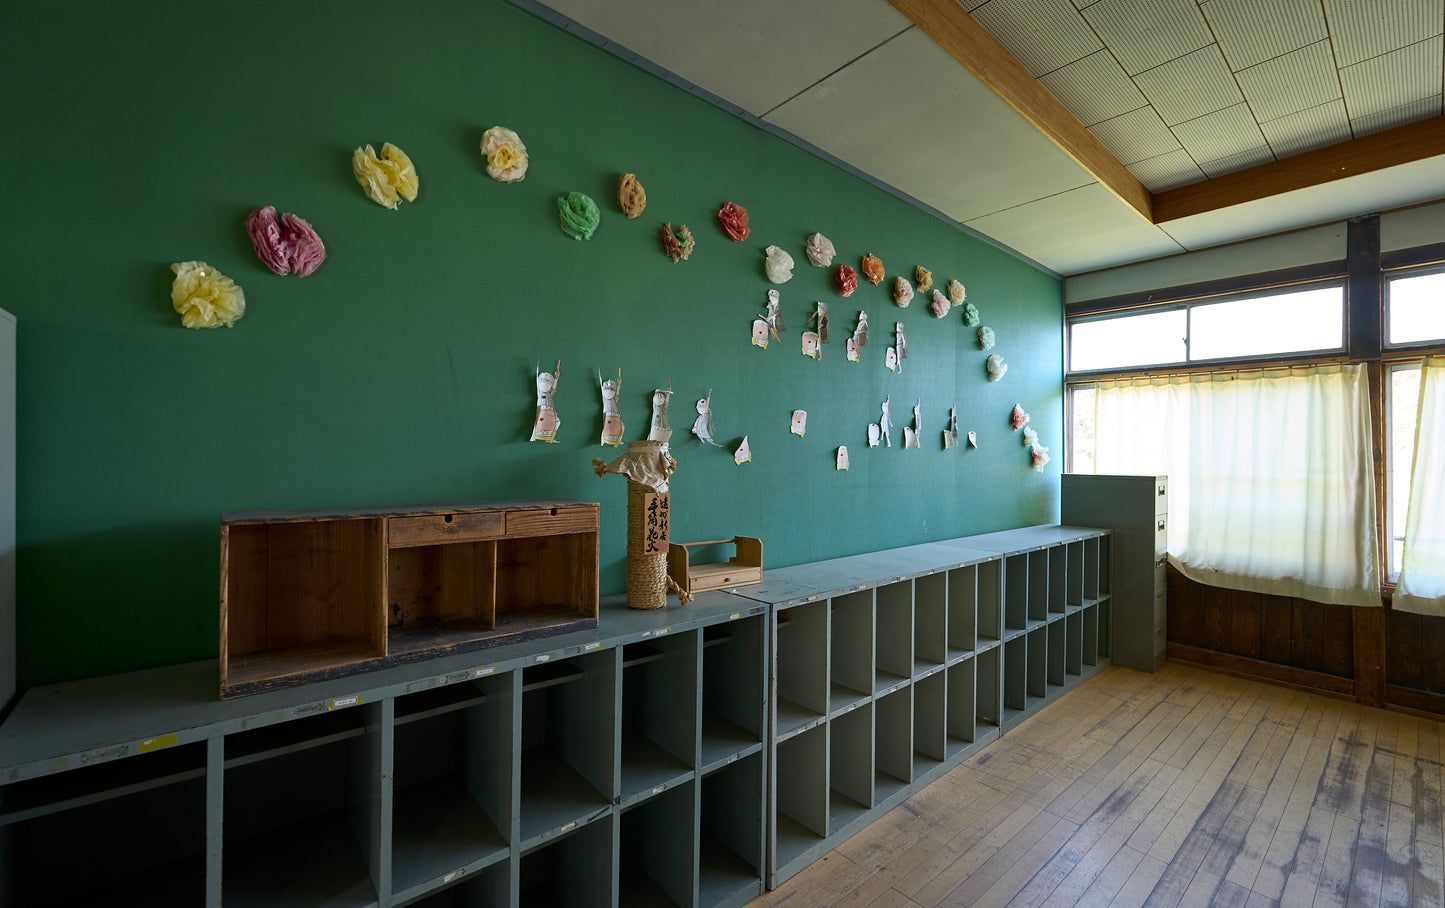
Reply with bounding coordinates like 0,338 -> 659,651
1064,351 -> 1351,385
1347,215 -> 1383,360
1385,684 -> 1445,719
1167,644 -> 1356,699
1351,604 -> 1385,707
1381,241 -> 1445,271
1065,260 -> 1346,316
1152,117 -> 1445,223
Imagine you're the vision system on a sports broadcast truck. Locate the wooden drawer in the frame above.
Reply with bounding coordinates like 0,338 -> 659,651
389,511 -> 504,548
506,506 -> 596,537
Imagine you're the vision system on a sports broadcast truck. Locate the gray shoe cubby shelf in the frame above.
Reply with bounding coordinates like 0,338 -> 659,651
0,524 -> 1109,905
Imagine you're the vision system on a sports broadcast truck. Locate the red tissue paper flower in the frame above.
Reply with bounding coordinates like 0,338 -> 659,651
716,202 -> 749,242
246,206 -> 326,277
835,264 -> 858,297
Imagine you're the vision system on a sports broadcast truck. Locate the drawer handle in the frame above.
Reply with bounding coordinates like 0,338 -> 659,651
1156,558 -> 1165,568
1158,487 -> 1166,496
1157,520 -> 1165,530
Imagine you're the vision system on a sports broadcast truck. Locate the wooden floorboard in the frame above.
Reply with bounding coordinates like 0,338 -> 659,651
747,663 -> 1445,908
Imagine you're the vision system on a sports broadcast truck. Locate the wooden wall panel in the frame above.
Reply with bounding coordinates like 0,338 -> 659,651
1229,591 -> 1262,659
1385,608 -> 1423,690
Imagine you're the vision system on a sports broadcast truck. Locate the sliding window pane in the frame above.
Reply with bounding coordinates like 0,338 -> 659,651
1070,310 -> 1186,371
1189,287 -> 1343,361
1389,365 -> 1422,577
1389,271 -> 1445,345
1070,387 -> 1096,474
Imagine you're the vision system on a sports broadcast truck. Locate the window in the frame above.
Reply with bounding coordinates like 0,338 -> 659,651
1068,284 -> 1344,373
1387,268 -> 1445,346
1388,364 -> 1422,577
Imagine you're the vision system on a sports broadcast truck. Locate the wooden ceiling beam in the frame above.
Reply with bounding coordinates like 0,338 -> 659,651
1152,117 -> 1445,223
886,0 -> 1153,223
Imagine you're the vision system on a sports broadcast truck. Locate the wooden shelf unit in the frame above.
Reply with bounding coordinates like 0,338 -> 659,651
220,500 -> 600,698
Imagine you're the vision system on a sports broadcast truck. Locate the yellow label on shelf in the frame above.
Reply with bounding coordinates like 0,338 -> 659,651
137,734 -> 177,753
584,642 -> 602,652
729,612 -> 742,620
473,666 -> 496,678
559,821 -> 576,833
328,695 -> 361,710
443,870 -> 461,884
655,626 -> 671,636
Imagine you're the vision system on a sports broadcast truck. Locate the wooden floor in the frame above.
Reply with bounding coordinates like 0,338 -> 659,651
749,662 -> 1445,908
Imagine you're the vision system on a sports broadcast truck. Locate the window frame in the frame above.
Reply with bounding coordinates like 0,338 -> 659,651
1384,262 -> 1445,351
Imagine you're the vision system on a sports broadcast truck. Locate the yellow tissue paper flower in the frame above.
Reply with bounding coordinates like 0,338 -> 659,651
352,142 -> 419,209
171,261 -> 245,329
480,126 -> 528,182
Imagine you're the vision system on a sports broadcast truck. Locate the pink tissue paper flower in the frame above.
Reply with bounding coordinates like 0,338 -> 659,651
246,206 -> 327,277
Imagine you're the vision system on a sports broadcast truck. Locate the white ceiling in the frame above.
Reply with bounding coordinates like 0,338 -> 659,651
530,0 -> 1445,276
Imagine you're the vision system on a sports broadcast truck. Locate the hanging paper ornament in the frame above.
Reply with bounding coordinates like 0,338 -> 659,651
791,410 -> 807,437
246,206 -> 326,277
1030,444 -> 1051,471
480,127 -> 528,183
837,446 -> 850,470
860,253 -> 884,286
892,276 -> 913,308
879,396 -> 893,447
600,370 -> 625,447
661,223 -> 695,262
914,266 -> 933,295
978,326 -> 995,349
986,354 -> 1008,382
801,331 -> 821,359
1010,404 -> 1030,431
929,290 -> 949,318
805,232 -> 836,267
352,142 -> 418,209
967,431 -> 978,448
764,245 -> 795,283
761,289 -> 786,343
171,261 -> 245,329
717,203 -> 749,242
962,302 -> 980,327
557,192 -> 600,240
692,392 -> 720,446
530,361 -> 562,443
734,436 -> 751,465
835,264 -> 858,297
617,173 -> 647,218
807,301 -> 830,343
946,280 -> 966,306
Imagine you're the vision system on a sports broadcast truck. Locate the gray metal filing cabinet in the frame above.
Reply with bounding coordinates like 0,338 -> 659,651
1062,474 -> 1167,672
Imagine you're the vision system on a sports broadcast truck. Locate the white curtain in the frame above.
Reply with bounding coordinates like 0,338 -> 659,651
1087,364 -> 1381,607
1396,356 -> 1445,616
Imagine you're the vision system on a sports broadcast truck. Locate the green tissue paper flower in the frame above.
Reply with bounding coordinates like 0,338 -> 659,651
557,192 -> 600,241
962,302 -> 980,327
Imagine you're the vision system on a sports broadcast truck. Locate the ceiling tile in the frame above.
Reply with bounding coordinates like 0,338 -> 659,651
535,0 -> 911,114
1199,144 -> 1276,177
962,0 -> 989,10
1038,49 -> 1149,126
1322,0 -> 1444,67
1260,98 -> 1353,157
1201,0 -> 1329,70
1128,148 -> 1207,191
764,27 -> 1095,223
1173,102 -> 1270,163
1234,40 -> 1341,122
1081,0 -> 1214,75
970,0 -> 1103,77
1339,36 -> 1444,119
1134,44 -> 1244,125
1089,106 -> 1183,164
965,183 -> 1186,274
1352,93 -> 1444,136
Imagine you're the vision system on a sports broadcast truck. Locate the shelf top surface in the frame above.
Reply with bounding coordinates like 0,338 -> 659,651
221,498 -> 597,524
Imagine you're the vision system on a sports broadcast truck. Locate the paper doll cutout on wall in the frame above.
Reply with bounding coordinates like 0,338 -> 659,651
734,436 -> 751,465
853,310 -> 869,347
885,346 -> 899,373
531,361 -> 561,443
751,319 -> 769,349
968,431 -> 978,448
879,396 -> 893,447
895,322 -> 908,360
986,354 -> 1008,382
867,423 -> 880,448
764,289 -> 786,341
764,245 -> 794,283
791,410 -> 807,437
801,331 -> 821,360
808,301 -> 830,343
692,392 -> 721,446
943,406 -> 959,449
846,337 -> 860,362
600,369 -> 625,447
893,276 -> 913,308
837,446 -> 849,470
904,400 -> 921,448
648,383 -> 673,442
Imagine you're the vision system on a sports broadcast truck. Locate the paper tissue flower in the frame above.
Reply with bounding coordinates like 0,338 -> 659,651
557,192 -> 600,240
617,173 -> 647,218
946,280 -> 966,306
929,290 -> 949,318
805,233 -> 835,267
764,245 -> 795,283
914,266 -> 933,295
480,127 -> 528,183
978,326 -> 995,349
661,223 -> 695,262
835,264 -> 858,297
1030,444 -> 1051,471
1010,403 -> 1030,431
170,261 -> 245,329
1022,426 -> 1038,445
246,207 -> 326,277
962,302 -> 980,327
717,203 -> 749,242
352,142 -> 418,209
892,276 -> 913,308
860,253 -> 884,285
986,354 -> 1008,382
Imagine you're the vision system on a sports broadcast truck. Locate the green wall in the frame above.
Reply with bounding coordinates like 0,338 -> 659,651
0,0 -> 1062,688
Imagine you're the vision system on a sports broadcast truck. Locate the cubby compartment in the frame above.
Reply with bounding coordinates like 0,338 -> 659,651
1004,554 -> 1028,634
1026,628 -> 1047,708
619,782 -> 696,907
620,633 -> 696,805
828,704 -> 873,835
1047,620 -> 1066,689
405,861 -> 509,908
518,817 -> 613,908
829,591 -> 873,712
223,705 -> 385,906
1066,611 -> 1084,677
699,754 -> 765,908
1048,547 -> 1067,615
519,651 -> 615,845
701,617 -> 765,772
392,674 -> 513,903
946,657 -> 977,759
773,725 -> 827,870
944,566 -> 976,659
876,581 -> 913,689
1027,550 -> 1048,625
875,688 -> 912,805
0,745 -> 208,906
977,559 -> 1002,644
1065,541 -> 1085,608
912,669 -> 947,774
774,601 -> 827,739
1083,604 -> 1100,667
1002,636 -> 1027,725
909,572 -> 945,669
976,645 -> 1001,730
388,540 -> 497,650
